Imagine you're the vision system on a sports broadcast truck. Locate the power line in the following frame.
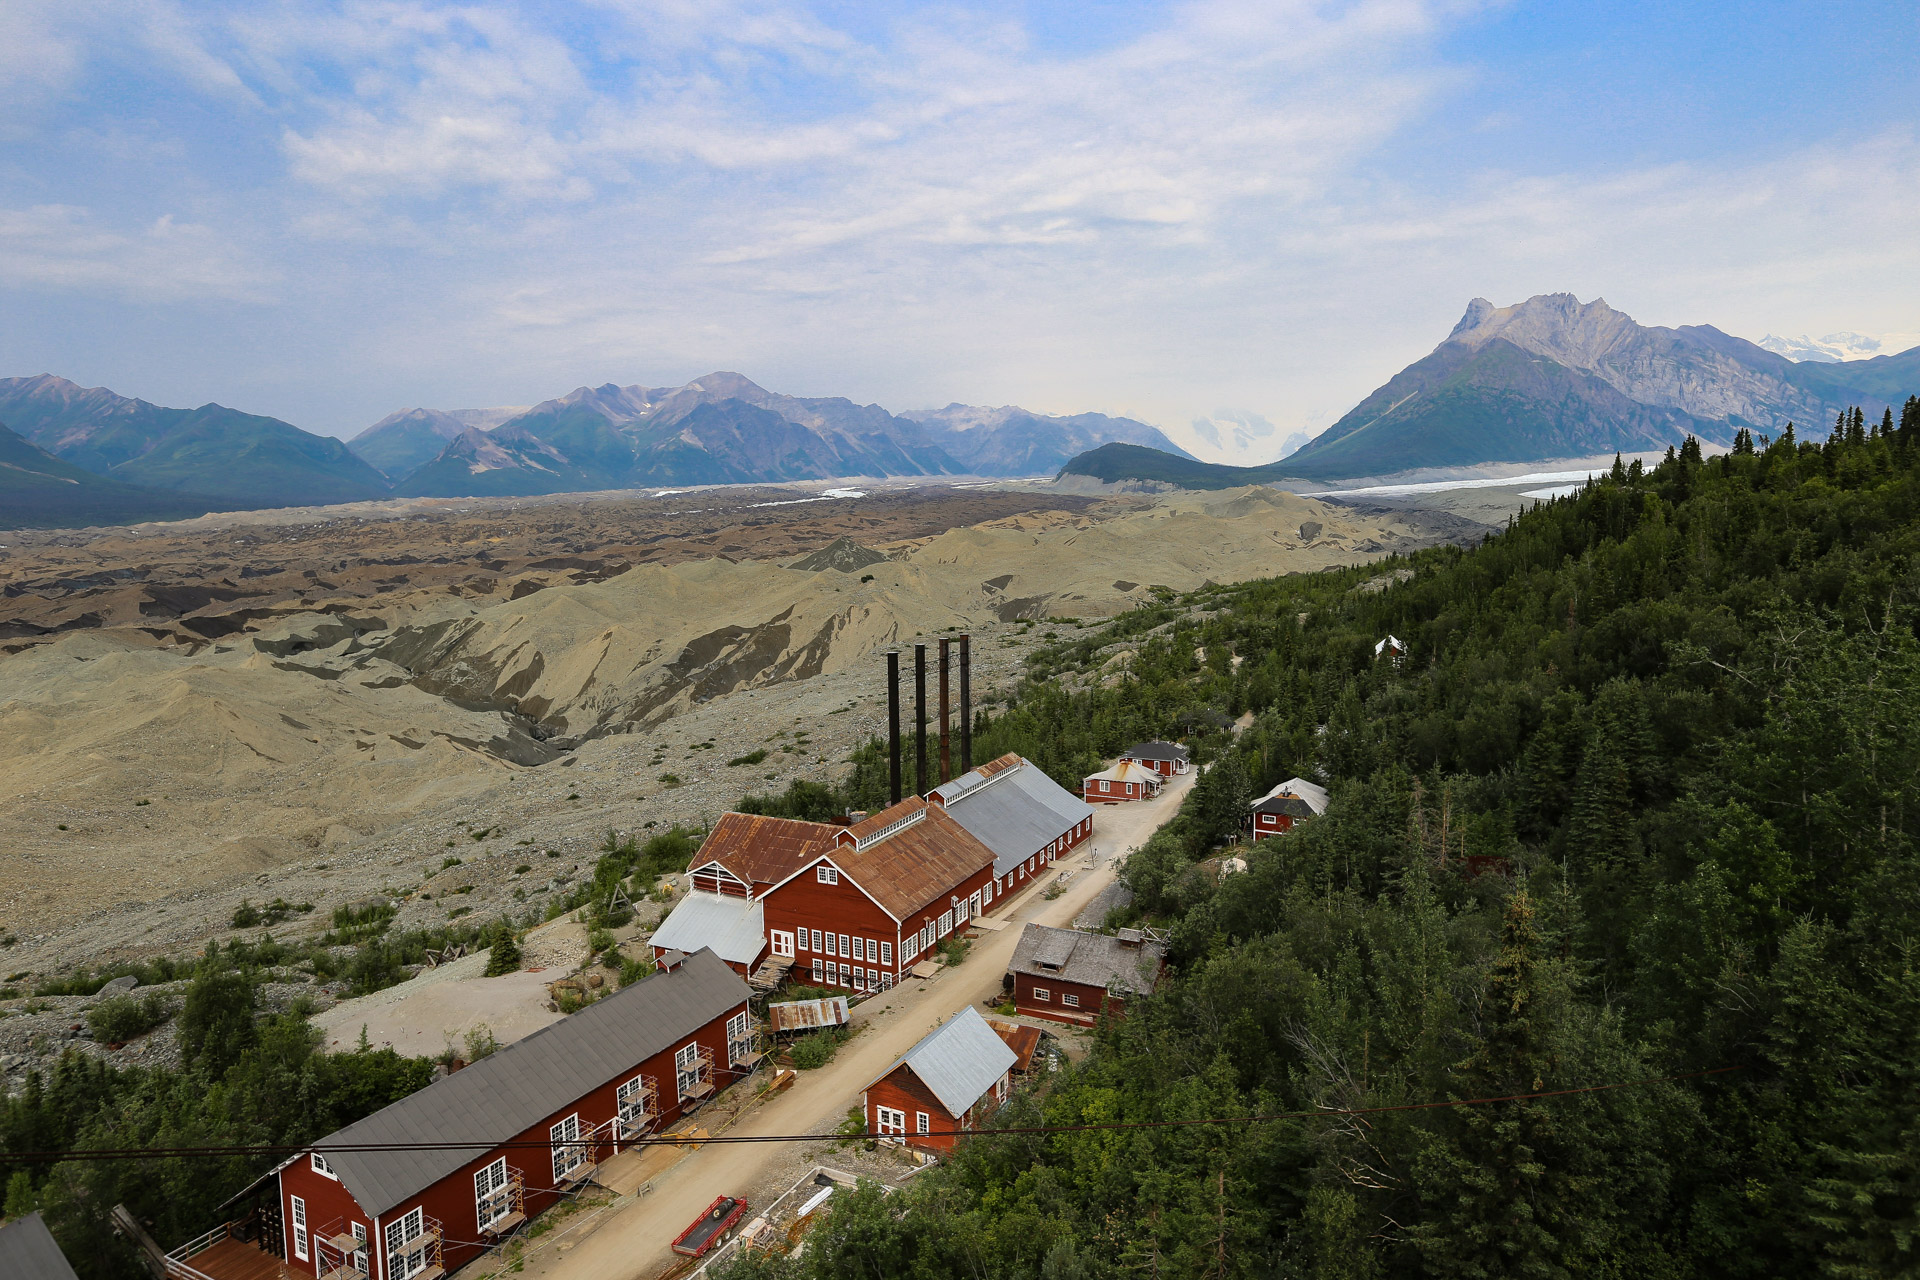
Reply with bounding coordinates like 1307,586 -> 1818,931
0,1066 -> 1740,1167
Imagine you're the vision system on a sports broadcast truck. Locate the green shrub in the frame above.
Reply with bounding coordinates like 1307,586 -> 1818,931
86,993 -> 173,1042
230,901 -> 261,928
726,749 -> 769,767
789,1025 -> 851,1069
484,921 -> 522,976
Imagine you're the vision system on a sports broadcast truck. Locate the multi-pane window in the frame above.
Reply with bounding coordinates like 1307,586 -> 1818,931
1062,993 -> 1080,1008
867,968 -> 878,988
550,1115 -> 584,1183
475,1157 -> 510,1229
1033,987 -> 1051,1001
879,942 -> 892,965
727,1011 -> 751,1064
817,866 -> 839,884
876,1106 -> 906,1135
310,1152 -> 335,1178
290,1195 -> 308,1261
350,1222 -> 368,1273
840,963 -> 852,985
917,1112 -> 931,1135
385,1208 -> 427,1280
825,932 -> 837,956
851,937 -> 864,961
938,910 -> 953,938
617,1075 -> 652,1131
811,957 -> 823,981
675,1043 -> 702,1100
839,933 -> 850,957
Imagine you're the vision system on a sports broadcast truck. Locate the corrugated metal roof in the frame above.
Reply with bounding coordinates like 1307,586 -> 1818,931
0,1214 -> 78,1280
694,812 -> 838,887
1084,760 -> 1162,786
768,996 -> 850,1033
1123,741 -> 1189,762
938,758 -> 1095,877
649,892 -> 766,966
1008,923 -> 1165,997
824,805 -> 995,919
875,1006 -> 1016,1117
316,949 -> 749,1218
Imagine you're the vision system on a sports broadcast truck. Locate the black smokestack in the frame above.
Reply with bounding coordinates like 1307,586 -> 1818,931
960,633 -> 971,772
887,649 -> 901,805
938,637 -> 951,784
914,642 -> 928,797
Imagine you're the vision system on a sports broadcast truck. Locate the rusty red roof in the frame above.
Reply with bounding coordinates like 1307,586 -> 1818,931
694,812 -> 838,887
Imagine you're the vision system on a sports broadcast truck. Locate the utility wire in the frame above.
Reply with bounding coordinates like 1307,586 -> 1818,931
0,1065 -> 1740,1166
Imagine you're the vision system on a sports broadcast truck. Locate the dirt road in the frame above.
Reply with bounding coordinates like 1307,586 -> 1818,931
514,770 -> 1194,1280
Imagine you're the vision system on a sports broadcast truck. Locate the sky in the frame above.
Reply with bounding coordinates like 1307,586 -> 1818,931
2,0 -> 1918,461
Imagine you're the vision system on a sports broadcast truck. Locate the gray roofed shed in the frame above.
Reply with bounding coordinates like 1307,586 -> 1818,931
873,1005 -> 1017,1117
1123,741 -> 1189,763
315,948 -> 749,1218
1008,923 -> 1166,997
0,1213 -> 79,1280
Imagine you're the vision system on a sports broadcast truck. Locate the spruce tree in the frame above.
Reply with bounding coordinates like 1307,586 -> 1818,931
485,919 -> 522,976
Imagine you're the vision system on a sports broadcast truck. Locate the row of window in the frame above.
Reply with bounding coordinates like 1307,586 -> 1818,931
1028,987 -> 1082,1007
874,1105 -> 932,1136
299,1018 -> 754,1271
795,928 -> 893,965
810,959 -> 894,991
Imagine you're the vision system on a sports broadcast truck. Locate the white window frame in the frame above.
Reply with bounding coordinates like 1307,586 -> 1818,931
726,1010 -> 751,1065
839,933 -> 850,957
385,1207 -> 427,1280
816,865 -> 839,885
825,932 -> 837,957
350,1222 -> 368,1274
1102,779 -> 1111,792
851,936 -> 865,961
938,910 -> 953,938
876,1105 -> 906,1135
771,930 -> 794,957
970,891 -> 982,919
879,941 -> 893,965
812,928 -> 823,950
840,963 -> 851,986
983,880 -> 994,905
916,1112 -> 930,1135
675,1043 -> 702,1101
1062,992 -> 1080,1008
476,1157 -> 510,1230
811,957 -> 823,981
310,1152 -> 336,1179
867,967 -> 878,988
617,1074 -> 652,1132
1033,987 -> 1050,1001
550,1114 -> 584,1183
290,1194 -> 308,1262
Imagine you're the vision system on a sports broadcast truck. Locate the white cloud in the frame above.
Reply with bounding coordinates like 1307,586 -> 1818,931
0,205 -> 273,302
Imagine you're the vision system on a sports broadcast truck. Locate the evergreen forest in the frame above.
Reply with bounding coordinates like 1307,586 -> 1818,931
723,400 -> 1920,1278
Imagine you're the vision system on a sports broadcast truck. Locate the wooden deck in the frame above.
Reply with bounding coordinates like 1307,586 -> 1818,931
173,1239 -> 301,1280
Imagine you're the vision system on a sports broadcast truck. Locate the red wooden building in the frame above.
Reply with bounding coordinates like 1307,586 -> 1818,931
931,753 -> 1095,898
1250,777 -> 1329,840
658,798 -> 999,994
1005,924 -> 1165,1025
227,950 -> 753,1280
863,1006 -> 1017,1152
1081,759 -> 1163,803
1119,741 -> 1190,777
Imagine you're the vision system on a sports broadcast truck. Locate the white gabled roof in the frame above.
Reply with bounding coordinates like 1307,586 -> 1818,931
1374,634 -> 1405,656
649,891 -> 766,967
875,1005 -> 1017,1117
1084,760 -> 1161,786
1253,776 -> 1329,815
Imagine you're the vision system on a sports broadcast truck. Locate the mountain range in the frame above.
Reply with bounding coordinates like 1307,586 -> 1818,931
1063,294 -> 1920,489
0,371 -> 1191,527
368,373 -> 1192,496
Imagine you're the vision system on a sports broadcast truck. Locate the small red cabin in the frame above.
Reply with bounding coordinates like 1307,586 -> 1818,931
1250,777 -> 1329,841
863,1006 -> 1017,1152
1082,759 -> 1162,803
1006,923 -> 1165,1026
1119,741 -> 1190,777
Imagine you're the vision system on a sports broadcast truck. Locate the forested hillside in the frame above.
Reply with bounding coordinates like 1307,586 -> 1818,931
728,397 -> 1920,1279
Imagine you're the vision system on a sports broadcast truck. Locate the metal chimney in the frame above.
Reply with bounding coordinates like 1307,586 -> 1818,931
960,633 -> 972,772
886,649 -> 901,805
914,642 -> 928,797
938,637 -> 951,784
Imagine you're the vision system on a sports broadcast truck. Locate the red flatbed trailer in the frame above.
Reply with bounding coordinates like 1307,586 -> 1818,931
671,1195 -> 749,1258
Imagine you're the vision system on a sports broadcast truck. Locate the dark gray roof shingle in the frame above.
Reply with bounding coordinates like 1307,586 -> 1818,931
316,948 -> 749,1217
1008,924 -> 1165,997
0,1213 -> 79,1280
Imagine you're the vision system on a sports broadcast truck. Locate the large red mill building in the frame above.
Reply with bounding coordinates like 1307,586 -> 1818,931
193,951 -> 753,1280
